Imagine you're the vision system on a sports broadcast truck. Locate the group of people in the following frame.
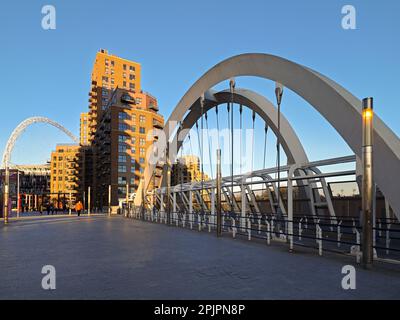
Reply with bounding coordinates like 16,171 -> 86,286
39,200 -> 84,216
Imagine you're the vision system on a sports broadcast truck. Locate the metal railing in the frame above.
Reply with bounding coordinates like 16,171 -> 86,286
126,206 -> 400,265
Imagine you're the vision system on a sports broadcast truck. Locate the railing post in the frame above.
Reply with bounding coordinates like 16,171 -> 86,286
173,191 -> 178,226
362,97 -> 374,269
189,190 -> 193,229
287,170 -> 294,251
160,192 -> 164,223
241,181 -> 246,232
210,188 -> 215,232
216,149 -> 222,237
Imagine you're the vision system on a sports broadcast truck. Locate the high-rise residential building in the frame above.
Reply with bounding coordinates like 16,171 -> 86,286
93,88 -> 164,207
88,49 -> 141,144
82,49 -> 163,209
80,112 -> 90,146
171,155 -> 210,186
50,144 -> 80,206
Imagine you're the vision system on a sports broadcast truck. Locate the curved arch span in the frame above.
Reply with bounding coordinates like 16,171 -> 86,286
2,116 -> 79,168
137,87 -> 310,206
171,88 -> 309,166
139,53 -> 400,219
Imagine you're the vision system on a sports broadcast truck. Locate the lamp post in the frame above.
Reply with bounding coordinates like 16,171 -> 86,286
69,192 -> 72,215
126,182 -> 129,217
166,142 -> 171,225
87,186 -> 91,216
3,166 -> 10,224
275,83 -> 284,235
362,97 -> 374,269
108,184 -> 111,217
17,170 -> 20,218
216,149 -> 222,237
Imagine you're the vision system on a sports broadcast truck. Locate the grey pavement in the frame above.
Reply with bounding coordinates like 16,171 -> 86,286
0,215 -> 399,299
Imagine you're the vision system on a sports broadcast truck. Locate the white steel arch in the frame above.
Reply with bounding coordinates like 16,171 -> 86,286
1,116 -> 79,168
137,53 -> 400,219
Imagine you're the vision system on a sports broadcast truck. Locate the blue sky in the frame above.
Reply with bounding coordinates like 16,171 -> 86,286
0,0 -> 399,177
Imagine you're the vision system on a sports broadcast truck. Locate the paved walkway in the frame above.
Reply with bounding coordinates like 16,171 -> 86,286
0,215 -> 399,299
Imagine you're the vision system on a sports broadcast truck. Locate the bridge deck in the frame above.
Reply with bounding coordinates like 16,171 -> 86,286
1,215 -> 399,299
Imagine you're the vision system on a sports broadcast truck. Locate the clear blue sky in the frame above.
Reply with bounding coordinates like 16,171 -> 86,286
0,0 -> 399,177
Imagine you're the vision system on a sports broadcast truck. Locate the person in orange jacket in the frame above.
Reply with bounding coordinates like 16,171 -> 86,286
75,201 -> 83,217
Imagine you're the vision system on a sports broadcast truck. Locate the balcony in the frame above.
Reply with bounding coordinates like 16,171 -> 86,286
149,104 -> 159,112
153,119 -> 163,129
121,93 -> 135,105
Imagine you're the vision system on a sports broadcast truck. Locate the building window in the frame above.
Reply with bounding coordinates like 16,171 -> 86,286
139,127 -> 145,134
123,81 -> 127,88
102,89 -> 108,96
132,114 -> 136,123
129,83 -> 135,90
131,157 -> 136,165
139,157 -> 145,164
118,135 -> 127,142
123,64 -> 126,70
118,165 -> 127,173
102,76 -> 108,82
111,60 -> 115,67
131,147 -> 136,154
130,178 -> 135,185
139,138 -> 145,146
139,115 -> 146,123
131,166 -> 135,173
132,137 -> 136,144
111,78 -> 115,85
118,112 -> 130,120
131,126 -> 136,132
119,123 -> 128,131
140,148 -> 145,156
118,176 -> 127,185
118,143 -> 127,153
129,65 -> 135,71
139,167 -> 144,174
118,154 -> 127,163
129,74 -> 135,80
118,186 -> 126,195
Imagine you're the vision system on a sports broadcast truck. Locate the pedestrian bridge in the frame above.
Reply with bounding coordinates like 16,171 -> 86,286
129,53 -> 400,265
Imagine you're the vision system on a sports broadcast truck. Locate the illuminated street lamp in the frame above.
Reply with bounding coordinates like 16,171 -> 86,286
362,97 -> 374,269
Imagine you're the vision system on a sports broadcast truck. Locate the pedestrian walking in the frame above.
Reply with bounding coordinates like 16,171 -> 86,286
75,201 -> 83,217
